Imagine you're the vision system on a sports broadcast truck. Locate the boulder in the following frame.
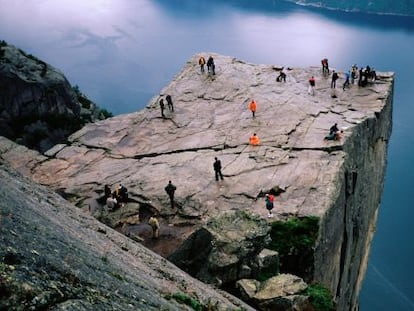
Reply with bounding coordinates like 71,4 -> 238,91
253,274 -> 310,311
169,210 -> 271,286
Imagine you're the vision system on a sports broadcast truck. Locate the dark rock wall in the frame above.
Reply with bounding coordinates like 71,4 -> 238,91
314,79 -> 393,310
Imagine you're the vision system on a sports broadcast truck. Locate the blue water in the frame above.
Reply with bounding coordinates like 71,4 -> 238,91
1,1 -> 414,309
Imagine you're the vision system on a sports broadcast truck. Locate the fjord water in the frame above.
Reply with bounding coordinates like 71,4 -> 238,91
1,0 -> 414,309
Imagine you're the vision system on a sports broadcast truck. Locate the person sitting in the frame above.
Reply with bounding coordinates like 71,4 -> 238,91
329,123 -> 339,135
249,133 -> 261,145
106,194 -> 118,211
325,130 -> 344,141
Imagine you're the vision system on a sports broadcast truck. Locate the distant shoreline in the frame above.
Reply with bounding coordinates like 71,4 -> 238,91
286,0 -> 414,17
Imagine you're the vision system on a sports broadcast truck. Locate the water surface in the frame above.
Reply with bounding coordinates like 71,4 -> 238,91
1,1 -> 413,309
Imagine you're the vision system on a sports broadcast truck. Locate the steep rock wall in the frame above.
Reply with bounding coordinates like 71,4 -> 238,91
315,86 -> 393,310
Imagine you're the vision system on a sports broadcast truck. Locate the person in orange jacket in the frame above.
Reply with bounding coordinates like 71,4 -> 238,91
248,99 -> 257,118
249,133 -> 261,145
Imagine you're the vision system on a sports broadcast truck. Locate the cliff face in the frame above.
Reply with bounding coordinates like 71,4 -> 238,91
0,41 -> 109,152
0,53 -> 394,310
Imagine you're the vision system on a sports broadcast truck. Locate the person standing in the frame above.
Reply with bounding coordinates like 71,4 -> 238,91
164,180 -> 176,208
213,157 -> 224,181
207,56 -> 215,75
331,70 -> 339,88
166,94 -> 174,112
159,98 -> 165,118
343,71 -> 350,90
308,76 -> 316,96
248,99 -> 257,118
148,216 -> 160,239
265,194 -> 274,218
199,56 -> 206,73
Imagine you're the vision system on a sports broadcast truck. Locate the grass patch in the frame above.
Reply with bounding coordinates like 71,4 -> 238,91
168,292 -> 202,311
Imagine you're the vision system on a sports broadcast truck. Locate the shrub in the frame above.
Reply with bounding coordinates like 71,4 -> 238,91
305,283 -> 336,311
268,216 -> 319,280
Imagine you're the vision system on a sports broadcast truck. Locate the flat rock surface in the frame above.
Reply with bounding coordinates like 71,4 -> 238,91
0,53 -> 394,256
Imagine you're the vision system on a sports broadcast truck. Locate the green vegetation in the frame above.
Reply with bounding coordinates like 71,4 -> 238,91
73,85 -> 113,118
268,216 -> 319,280
168,292 -> 202,311
305,283 -> 336,311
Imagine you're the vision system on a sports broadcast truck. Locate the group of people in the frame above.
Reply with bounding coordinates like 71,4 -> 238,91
199,55 -> 215,75
104,184 -> 129,211
159,94 -> 174,118
310,58 -> 378,95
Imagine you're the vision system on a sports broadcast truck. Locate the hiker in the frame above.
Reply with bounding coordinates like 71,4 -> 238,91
199,56 -> 206,73
308,76 -> 316,95
159,98 -> 165,118
276,68 -> 286,82
248,99 -> 257,118
213,157 -> 224,181
207,56 -> 215,75
325,130 -> 343,141
331,70 -> 339,88
351,64 -> 358,84
343,71 -> 350,90
118,184 -> 128,203
166,94 -> 174,112
148,216 -> 160,239
164,180 -> 177,208
321,58 -> 329,76
265,194 -> 274,218
104,184 -> 111,200
106,193 -> 118,211
249,133 -> 261,146
329,123 -> 339,135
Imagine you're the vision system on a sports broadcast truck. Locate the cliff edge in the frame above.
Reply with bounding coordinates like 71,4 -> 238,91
0,53 -> 394,310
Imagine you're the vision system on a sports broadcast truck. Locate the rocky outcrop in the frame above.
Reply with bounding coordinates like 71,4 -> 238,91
0,53 -> 394,310
0,41 -> 110,152
168,210 -> 272,286
0,161 -> 253,311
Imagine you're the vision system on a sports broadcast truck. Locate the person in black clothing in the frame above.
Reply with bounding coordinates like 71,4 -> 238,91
329,123 -> 339,135
159,98 -> 165,117
166,94 -> 174,112
213,157 -> 224,181
207,56 -> 215,75
331,70 -> 339,88
164,180 -> 177,208
104,184 -> 111,200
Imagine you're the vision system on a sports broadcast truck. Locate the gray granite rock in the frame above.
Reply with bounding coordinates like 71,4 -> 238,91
0,52 -> 394,311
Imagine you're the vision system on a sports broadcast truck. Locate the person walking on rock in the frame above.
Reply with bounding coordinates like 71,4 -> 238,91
148,216 -> 160,239
343,71 -> 350,90
331,70 -> 339,88
207,56 -> 215,75
213,157 -> 224,181
164,180 -> 176,208
265,194 -> 274,218
159,98 -> 165,118
248,99 -> 257,118
166,94 -> 174,112
308,76 -> 316,96
199,56 -> 206,73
